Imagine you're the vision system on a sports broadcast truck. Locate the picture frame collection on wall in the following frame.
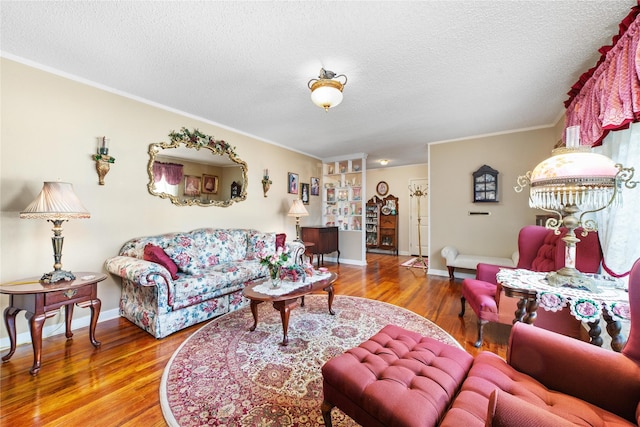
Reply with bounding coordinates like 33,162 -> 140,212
288,173 -> 319,203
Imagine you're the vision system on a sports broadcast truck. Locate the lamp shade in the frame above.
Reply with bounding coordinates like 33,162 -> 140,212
288,199 -> 309,217
529,147 -> 620,211
20,182 -> 90,220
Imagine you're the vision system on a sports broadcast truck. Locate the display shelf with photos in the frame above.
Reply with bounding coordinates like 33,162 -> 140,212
322,157 -> 365,232
321,154 -> 367,265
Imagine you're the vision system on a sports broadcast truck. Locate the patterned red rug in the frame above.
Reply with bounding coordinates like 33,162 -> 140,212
161,294 -> 459,426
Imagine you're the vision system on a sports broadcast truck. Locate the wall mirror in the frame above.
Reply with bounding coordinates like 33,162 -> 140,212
147,128 -> 248,207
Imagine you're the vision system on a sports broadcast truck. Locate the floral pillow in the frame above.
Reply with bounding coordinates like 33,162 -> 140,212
246,231 -> 277,260
164,235 -> 203,275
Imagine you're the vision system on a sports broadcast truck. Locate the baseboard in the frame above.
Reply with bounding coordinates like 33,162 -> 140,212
0,307 -> 120,351
321,256 -> 367,266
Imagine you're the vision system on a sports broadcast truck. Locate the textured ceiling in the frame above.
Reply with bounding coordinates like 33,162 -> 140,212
1,1 -> 635,169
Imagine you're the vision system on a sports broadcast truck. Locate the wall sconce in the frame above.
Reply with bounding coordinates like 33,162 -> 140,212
261,169 -> 272,197
93,136 -> 115,185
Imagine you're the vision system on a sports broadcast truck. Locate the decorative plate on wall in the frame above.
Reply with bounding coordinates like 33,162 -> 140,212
376,181 -> 388,196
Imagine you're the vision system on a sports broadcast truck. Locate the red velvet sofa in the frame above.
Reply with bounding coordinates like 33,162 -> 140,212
321,257 -> 640,427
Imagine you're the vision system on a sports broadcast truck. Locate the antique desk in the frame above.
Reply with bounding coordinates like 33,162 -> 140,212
300,226 -> 340,268
497,268 -> 630,351
0,272 -> 106,375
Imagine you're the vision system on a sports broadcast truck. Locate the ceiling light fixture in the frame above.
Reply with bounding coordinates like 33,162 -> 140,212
308,68 -> 347,112
380,160 -> 389,166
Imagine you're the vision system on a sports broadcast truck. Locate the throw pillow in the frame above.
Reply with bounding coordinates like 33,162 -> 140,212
246,231 -> 277,260
276,233 -> 286,250
486,390 -> 575,427
164,235 -> 203,275
143,244 -> 179,280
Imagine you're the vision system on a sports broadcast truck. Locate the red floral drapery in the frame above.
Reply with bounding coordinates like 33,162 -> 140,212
153,161 -> 183,185
564,1 -> 640,147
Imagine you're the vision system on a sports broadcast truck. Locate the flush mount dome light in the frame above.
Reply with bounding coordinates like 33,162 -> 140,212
308,68 -> 347,111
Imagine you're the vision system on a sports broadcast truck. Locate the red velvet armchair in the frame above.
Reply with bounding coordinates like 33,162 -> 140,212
459,225 -> 602,347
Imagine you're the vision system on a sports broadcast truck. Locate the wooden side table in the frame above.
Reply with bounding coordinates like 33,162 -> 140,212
0,272 -> 106,375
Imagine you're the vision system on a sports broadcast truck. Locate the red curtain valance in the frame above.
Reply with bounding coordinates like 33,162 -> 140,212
564,1 -> 640,147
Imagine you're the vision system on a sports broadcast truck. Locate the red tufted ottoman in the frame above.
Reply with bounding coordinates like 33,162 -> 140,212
321,324 -> 473,427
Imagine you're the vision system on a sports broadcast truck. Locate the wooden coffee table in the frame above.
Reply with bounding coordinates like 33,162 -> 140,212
243,271 -> 337,346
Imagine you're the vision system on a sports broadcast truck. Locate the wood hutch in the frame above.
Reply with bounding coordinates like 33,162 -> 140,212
365,194 -> 398,255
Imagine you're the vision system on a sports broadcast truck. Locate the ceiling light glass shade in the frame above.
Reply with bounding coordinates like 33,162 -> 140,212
20,182 -> 90,220
528,147 -> 621,212
310,80 -> 344,110
288,199 -> 309,217
308,68 -> 347,111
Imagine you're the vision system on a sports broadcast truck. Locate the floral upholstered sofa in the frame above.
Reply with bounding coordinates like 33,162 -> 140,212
105,228 -> 303,338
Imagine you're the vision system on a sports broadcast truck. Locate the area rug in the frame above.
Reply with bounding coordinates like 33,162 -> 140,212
400,257 -> 429,269
160,294 -> 458,426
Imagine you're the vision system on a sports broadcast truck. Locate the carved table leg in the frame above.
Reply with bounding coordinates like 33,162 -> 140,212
249,300 -> 261,332
273,300 -> 295,346
27,311 -> 47,376
602,310 -> 626,352
513,298 -> 527,324
587,320 -> 603,347
2,306 -> 21,362
523,298 -> 539,324
65,303 -> 74,339
325,284 -> 336,315
77,298 -> 102,347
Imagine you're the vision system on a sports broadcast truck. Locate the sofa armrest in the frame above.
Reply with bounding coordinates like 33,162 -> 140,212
285,240 -> 306,264
508,322 -> 640,422
441,246 -> 459,264
105,255 -> 173,286
476,263 -> 511,284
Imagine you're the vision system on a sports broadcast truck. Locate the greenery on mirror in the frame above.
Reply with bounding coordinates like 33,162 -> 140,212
169,127 -> 238,158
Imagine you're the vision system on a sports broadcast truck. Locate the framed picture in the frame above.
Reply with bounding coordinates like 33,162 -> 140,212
310,177 -> 320,196
326,187 -> 336,203
301,183 -> 310,204
288,172 -> 299,194
352,186 -> 362,201
184,175 -> 200,197
201,174 -> 218,194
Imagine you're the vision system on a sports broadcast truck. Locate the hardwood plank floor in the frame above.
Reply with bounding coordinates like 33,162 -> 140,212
0,253 -> 510,426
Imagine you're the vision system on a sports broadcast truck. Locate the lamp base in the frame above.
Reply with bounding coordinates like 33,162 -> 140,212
546,270 -> 597,292
41,270 -> 76,284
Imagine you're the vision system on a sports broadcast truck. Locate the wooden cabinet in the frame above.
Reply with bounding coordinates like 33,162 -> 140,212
365,199 -> 380,248
366,194 -> 398,255
301,226 -> 340,268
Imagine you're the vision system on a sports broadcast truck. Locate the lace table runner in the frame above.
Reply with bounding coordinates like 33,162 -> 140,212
497,268 -> 630,323
251,272 -> 332,296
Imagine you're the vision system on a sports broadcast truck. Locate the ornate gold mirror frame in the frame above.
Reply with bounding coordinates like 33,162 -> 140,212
147,128 -> 248,207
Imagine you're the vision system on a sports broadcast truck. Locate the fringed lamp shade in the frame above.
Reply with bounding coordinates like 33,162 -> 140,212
529,147 -> 621,213
20,182 -> 90,220
20,182 -> 90,283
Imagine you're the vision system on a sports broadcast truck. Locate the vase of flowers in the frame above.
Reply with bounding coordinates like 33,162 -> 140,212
259,247 -> 290,288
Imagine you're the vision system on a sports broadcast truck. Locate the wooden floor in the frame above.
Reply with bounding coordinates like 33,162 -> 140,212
0,253 -> 510,426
